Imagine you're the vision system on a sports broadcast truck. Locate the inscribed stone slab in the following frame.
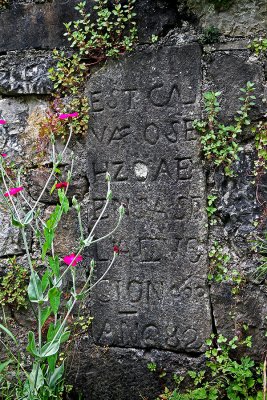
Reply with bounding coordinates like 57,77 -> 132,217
86,44 -> 212,352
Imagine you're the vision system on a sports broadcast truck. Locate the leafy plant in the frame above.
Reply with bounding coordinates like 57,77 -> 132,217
200,26 -> 220,44
193,82 -> 255,177
0,121 -> 124,398
206,194 -> 217,225
45,0 -> 138,138
249,38 -> 267,57
148,362 -> 157,372
207,0 -> 233,12
208,241 -> 245,294
0,257 -> 29,310
157,334 -> 263,400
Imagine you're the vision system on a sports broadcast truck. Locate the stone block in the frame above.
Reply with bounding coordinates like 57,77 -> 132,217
206,51 -> 265,121
0,51 -> 53,95
85,43 -> 212,353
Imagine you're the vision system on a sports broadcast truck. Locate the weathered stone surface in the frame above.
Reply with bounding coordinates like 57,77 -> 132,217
0,0 -> 178,51
0,0 -> 78,51
0,209 -> 31,257
206,51 -> 265,122
28,168 -> 89,204
70,342 -> 206,400
85,43 -> 212,354
0,52 -> 53,94
185,0 -> 267,36
210,282 -> 267,359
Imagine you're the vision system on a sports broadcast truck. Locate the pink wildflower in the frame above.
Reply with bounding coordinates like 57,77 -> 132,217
4,187 -> 24,197
63,253 -> 83,267
1,153 -> 7,158
59,112 -> 79,120
55,182 -> 68,189
113,245 -> 120,254
0,120 -> 7,125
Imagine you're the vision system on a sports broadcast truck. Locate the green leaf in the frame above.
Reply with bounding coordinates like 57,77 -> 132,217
40,340 -> 60,358
26,331 -> 39,357
48,256 -> 60,278
0,323 -> 18,345
0,359 -> 13,374
59,330 -> 70,344
41,306 -> 51,328
23,210 -> 34,225
41,270 -> 50,292
48,287 -> 61,315
47,353 -> 58,374
29,363 -> 44,391
48,363 -> 64,389
28,271 -> 43,302
58,189 -> 69,213
11,215 -> 24,228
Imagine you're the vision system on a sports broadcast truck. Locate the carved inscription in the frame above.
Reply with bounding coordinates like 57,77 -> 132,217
87,44 -> 211,352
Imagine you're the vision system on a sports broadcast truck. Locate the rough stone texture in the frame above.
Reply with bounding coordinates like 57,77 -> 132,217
205,51 -> 265,121
68,341 -> 206,400
210,282 -> 267,359
0,0 -> 267,398
0,209 -> 31,257
85,43 -> 212,355
0,0 -> 179,51
185,0 -> 267,36
0,51 -> 53,95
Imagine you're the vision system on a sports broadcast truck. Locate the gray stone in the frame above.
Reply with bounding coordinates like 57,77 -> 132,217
69,342 -> 206,400
185,0 -> 267,37
0,0 -> 179,51
0,209 -> 32,257
206,51 -> 265,122
85,43 -> 212,354
210,282 -> 267,359
0,52 -> 53,95
28,168 -> 89,204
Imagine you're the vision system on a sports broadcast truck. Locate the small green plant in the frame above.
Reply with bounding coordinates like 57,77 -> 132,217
0,257 -> 29,310
207,0 -> 233,11
249,38 -> 267,56
251,231 -> 267,281
208,240 -> 231,282
193,82 -> 255,177
151,35 -> 159,43
201,26 -> 220,44
0,119 -> 124,398
157,334 -> 263,400
148,362 -> 157,372
206,194 -> 217,225
46,0 -> 137,138
208,241 -> 245,294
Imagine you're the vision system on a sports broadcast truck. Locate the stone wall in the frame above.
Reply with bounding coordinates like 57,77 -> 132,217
0,0 -> 267,399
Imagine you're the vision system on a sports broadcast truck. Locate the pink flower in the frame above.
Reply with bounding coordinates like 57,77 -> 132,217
0,120 -> 7,125
55,182 -> 68,189
63,253 -> 83,267
1,153 -> 7,158
113,245 -> 120,254
59,112 -> 79,120
4,187 -> 24,197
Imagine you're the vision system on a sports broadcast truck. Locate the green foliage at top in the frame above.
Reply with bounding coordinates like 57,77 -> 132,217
249,38 -> 267,57
200,26 -> 220,44
156,334 -> 263,400
45,0 -> 138,138
193,82 -> 256,177
0,257 -> 29,310
207,0 -> 233,11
